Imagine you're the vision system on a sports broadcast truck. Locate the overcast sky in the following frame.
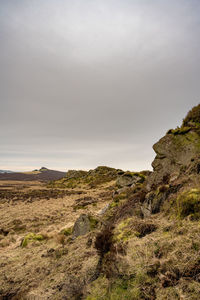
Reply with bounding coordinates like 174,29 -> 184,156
0,0 -> 200,172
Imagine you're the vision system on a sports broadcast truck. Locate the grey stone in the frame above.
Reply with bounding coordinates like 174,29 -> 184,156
72,214 -> 91,238
141,192 -> 154,218
116,173 -> 143,188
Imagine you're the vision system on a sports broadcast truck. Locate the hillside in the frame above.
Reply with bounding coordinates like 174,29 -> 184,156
0,167 -> 67,182
1,105 -> 200,299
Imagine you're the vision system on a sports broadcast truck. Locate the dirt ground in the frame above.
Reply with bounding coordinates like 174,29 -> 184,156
0,180 -> 114,299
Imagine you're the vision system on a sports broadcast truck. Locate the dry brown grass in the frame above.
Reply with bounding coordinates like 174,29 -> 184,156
86,210 -> 200,299
0,180 -> 114,299
1,178 -> 200,299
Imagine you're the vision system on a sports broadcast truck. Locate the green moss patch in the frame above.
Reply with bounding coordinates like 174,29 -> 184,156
60,227 -> 73,236
89,216 -> 99,230
114,218 -> 157,242
21,233 -> 46,247
114,218 -> 133,242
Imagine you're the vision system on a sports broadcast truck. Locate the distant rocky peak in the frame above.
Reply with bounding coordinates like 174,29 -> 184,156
39,167 -> 48,172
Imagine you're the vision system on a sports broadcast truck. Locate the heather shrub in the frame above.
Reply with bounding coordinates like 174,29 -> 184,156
95,225 -> 114,258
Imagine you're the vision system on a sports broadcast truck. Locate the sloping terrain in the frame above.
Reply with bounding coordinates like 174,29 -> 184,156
0,177 -> 116,300
1,104 -> 200,299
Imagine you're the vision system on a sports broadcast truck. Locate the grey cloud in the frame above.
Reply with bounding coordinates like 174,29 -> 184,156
0,0 -> 200,171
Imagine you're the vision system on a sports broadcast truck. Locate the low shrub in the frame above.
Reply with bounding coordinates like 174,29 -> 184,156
133,221 -> 157,238
95,225 -> 114,258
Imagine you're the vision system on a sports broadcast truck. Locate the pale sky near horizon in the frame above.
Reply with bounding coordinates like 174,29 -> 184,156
0,0 -> 200,172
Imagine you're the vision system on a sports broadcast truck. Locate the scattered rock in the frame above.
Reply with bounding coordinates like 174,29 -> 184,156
97,204 -> 110,216
141,192 -> 154,218
72,214 -> 91,238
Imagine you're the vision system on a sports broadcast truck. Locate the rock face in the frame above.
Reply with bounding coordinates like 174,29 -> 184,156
146,129 -> 200,190
116,172 -> 145,188
143,104 -> 200,216
72,214 -> 91,238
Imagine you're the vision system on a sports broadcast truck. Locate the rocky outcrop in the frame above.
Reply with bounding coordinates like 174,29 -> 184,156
143,104 -> 200,215
116,172 -> 145,188
146,129 -> 200,190
50,166 -> 121,188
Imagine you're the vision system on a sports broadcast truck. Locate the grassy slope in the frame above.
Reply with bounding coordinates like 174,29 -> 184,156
1,167 -> 200,299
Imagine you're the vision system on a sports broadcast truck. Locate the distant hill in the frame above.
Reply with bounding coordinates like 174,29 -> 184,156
0,170 -> 14,174
0,167 -> 66,181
